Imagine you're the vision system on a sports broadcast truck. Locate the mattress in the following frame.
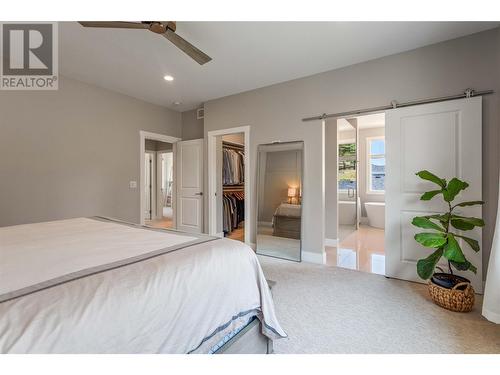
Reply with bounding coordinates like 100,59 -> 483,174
0,217 -> 286,353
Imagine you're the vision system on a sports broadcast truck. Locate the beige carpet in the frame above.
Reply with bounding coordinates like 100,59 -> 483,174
258,255 -> 500,354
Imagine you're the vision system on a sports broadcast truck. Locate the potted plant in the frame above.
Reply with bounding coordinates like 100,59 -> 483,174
412,170 -> 484,312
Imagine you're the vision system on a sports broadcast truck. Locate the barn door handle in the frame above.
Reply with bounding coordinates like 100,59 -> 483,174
195,192 -> 203,196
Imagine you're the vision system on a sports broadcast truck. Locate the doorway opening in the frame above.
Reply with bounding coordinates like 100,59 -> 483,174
207,126 -> 250,244
327,113 -> 386,275
144,140 -> 175,229
139,131 -> 180,228
221,133 -> 246,242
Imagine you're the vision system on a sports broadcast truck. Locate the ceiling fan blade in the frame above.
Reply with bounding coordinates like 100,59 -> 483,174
163,29 -> 212,65
78,21 -> 149,29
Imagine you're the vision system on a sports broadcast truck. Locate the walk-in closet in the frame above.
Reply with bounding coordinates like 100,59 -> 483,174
221,134 -> 245,242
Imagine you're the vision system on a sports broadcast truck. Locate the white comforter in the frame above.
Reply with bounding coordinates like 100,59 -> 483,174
0,218 -> 286,353
274,203 -> 301,218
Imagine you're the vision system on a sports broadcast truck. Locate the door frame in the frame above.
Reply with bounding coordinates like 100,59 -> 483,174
207,126 -> 250,244
145,150 -> 156,220
139,131 -> 181,226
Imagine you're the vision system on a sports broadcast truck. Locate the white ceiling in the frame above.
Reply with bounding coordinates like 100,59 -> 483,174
59,22 -> 499,112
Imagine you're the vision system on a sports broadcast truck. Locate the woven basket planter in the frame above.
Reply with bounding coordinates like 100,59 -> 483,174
428,280 -> 475,312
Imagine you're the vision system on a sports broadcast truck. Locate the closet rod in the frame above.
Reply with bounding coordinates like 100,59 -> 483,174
301,88 -> 494,122
223,140 -> 244,150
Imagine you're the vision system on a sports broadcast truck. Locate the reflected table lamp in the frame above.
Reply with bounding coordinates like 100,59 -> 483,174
288,187 -> 297,204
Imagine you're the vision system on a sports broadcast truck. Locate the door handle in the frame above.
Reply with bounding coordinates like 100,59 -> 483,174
195,192 -> 203,196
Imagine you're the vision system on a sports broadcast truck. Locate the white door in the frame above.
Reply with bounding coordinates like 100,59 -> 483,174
385,97 -> 483,292
176,139 -> 204,233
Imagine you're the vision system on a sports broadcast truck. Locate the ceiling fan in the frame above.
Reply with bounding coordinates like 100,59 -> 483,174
78,21 -> 212,65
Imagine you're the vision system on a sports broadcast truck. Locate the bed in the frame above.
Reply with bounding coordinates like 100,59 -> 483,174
272,203 -> 301,239
0,217 -> 286,354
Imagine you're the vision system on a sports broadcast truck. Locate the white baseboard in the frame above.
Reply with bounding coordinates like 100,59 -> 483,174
248,242 -> 256,250
482,308 -> 500,324
324,238 -> 338,247
301,250 -> 326,264
215,232 -> 224,238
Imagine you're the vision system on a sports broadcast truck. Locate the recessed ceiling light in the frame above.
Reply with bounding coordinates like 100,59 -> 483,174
164,75 -> 174,82
172,101 -> 181,106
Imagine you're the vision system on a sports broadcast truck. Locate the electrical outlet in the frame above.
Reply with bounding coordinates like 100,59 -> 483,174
129,181 -> 137,189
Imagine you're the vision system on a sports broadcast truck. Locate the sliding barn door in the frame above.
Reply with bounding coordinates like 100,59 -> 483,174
176,139 -> 204,233
385,97 -> 483,292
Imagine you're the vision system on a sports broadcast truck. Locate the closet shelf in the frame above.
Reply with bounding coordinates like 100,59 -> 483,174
222,140 -> 244,150
223,184 -> 244,192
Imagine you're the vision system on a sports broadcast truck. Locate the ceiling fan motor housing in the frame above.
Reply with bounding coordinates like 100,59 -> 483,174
147,22 -> 176,34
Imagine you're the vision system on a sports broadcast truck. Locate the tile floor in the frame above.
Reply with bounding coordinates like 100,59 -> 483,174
325,225 -> 385,275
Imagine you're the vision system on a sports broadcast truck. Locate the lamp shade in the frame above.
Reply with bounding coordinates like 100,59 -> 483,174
287,187 -> 297,197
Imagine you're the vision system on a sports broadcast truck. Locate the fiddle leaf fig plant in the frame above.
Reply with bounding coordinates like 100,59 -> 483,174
412,170 -> 484,280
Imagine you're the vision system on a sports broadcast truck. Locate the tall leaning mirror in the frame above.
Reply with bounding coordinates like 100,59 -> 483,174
256,141 -> 303,261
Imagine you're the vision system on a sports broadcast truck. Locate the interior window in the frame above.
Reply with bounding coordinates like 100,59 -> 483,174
368,138 -> 385,192
338,142 -> 356,190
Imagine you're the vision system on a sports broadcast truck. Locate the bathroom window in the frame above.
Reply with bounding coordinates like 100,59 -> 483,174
338,142 -> 356,191
367,138 -> 385,193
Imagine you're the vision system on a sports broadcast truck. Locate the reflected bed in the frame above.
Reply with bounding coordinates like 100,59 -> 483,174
273,203 -> 301,239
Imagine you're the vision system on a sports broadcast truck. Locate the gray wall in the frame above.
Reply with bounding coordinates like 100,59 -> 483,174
205,28 -> 500,271
0,75 -> 181,227
181,109 -> 204,140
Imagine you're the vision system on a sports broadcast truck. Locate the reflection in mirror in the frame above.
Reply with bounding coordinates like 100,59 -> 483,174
256,141 -> 303,261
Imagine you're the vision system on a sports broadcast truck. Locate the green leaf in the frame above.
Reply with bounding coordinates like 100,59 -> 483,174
453,200 -> 484,208
420,190 -> 442,201
449,260 -> 469,271
450,218 -> 475,231
414,232 -> 447,248
425,213 -> 450,225
456,216 -> 484,227
416,170 -> 446,188
450,260 -> 477,274
417,248 -> 443,280
442,178 -> 469,202
453,234 -> 480,252
469,263 -> 478,274
411,217 -> 445,232
450,215 -> 485,230
443,234 -> 466,263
